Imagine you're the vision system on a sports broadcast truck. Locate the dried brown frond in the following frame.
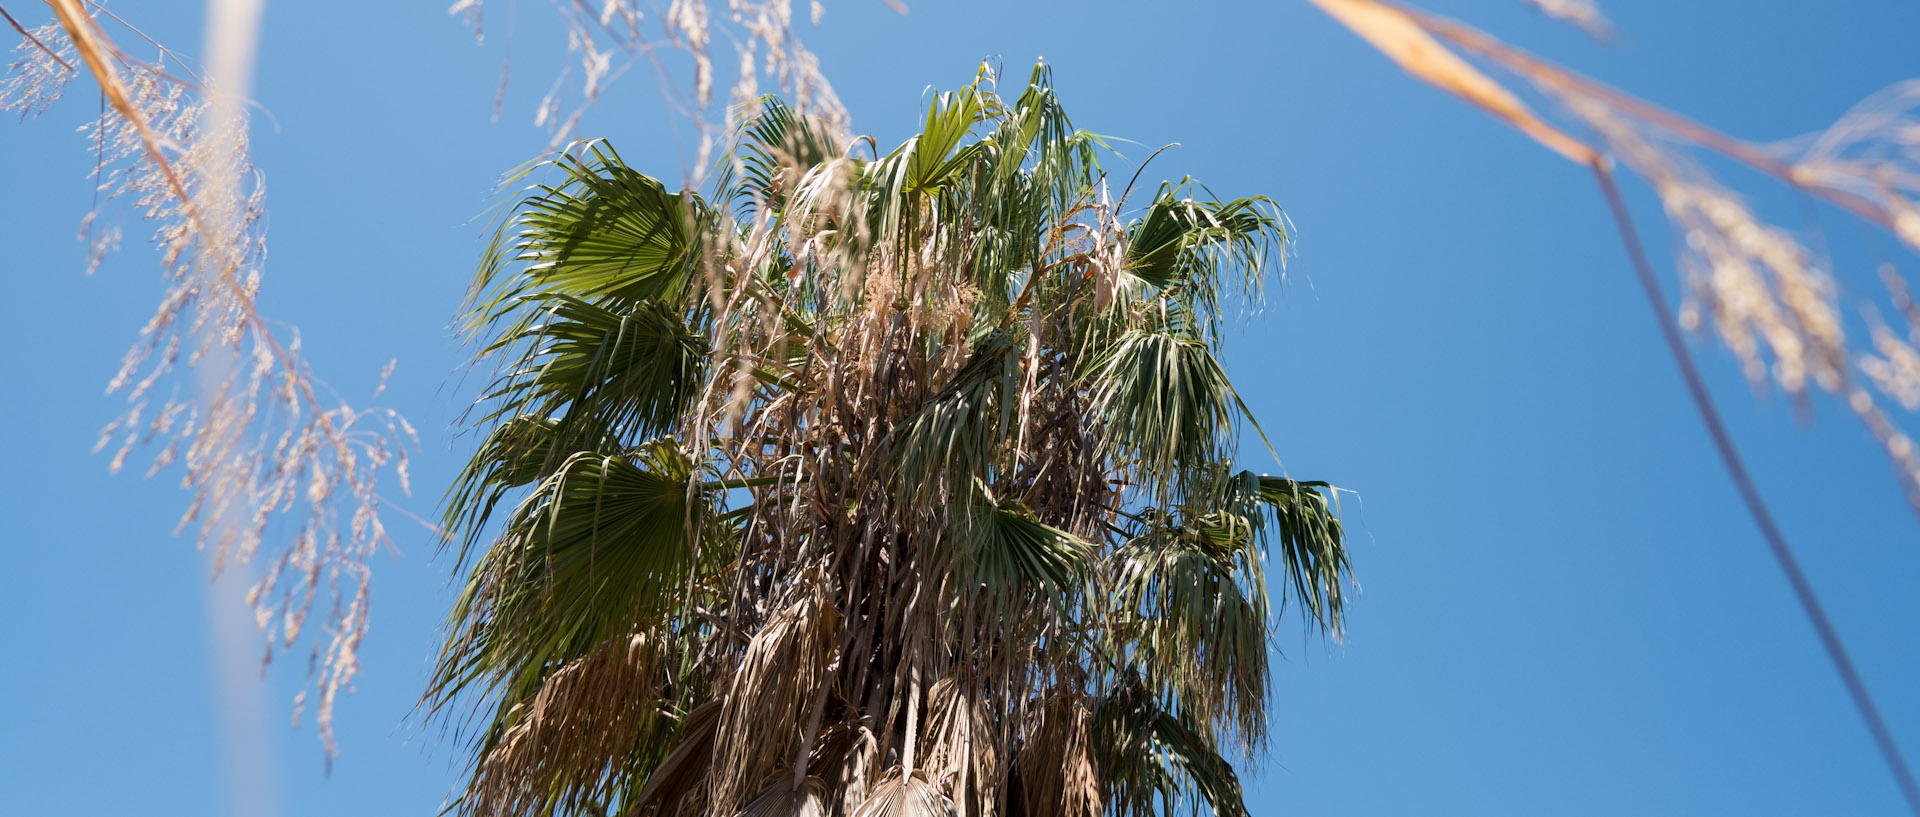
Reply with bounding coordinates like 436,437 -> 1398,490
465,635 -> 668,816
851,772 -> 953,817
710,572 -> 844,816
740,775 -> 834,817
629,700 -> 725,815
914,676 -> 1000,817
1016,692 -> 1103,817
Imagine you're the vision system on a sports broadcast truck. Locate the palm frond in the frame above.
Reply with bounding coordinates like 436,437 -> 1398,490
710,574 -> 844,816
889,330 -> 1021,499
737,776 -> 834,817
1235,474 -> 1352,634
726,95 -> 842,219
920,677 -> 998,814
1107,511 -> 1269,750
467,140 -> 709,338
443,415 -> 613,562
478,295 -> 709,443
629,699 -> 724,816
852,772 -> 956,817
905,83 -> 986,196
1124,184 -> 1289,333
460,634 -> 670,817
1014,692 -> 1104,817
427,441 -> 708,735
1083,324 -> 1249,496
963,491 -> 1096,612
1095,675 -> 1251,817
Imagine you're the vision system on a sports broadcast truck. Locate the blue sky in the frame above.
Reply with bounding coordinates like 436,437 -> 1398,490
4,1 -> 1920,814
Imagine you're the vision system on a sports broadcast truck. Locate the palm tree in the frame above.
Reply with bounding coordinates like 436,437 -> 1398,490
431,61 -> 1353,817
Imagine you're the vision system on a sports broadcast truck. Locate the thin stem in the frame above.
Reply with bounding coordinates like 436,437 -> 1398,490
81,0 -> 204,84
1591,158 -> 1920,817
1117,142 -> 1179,213
2,3 -> 73,71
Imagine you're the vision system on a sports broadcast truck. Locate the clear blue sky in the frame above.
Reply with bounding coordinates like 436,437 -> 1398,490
5,1 -> 1920,814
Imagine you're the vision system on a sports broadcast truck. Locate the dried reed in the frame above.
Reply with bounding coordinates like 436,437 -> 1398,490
3,0 -> 415,760
1310,0 -> 1920,521
1306,0 -> 1920,809
451,0 -> 860,176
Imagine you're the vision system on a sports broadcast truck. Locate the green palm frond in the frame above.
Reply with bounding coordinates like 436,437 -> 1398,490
889,330 -> 1021,497
1237,474 -> 1352,633
1083,324 -> 1250,494
443,415 -> 619,562
727,96 -> 841,218
1108,511 -> 1269,749
964,491 -> 1096,613
478,295 -> 708,443
1124,183 -> 1289,332
468,141 -> 709,338
1095,675 -> 1251,817
904,83 -> 985,196
428,441 -> 709,720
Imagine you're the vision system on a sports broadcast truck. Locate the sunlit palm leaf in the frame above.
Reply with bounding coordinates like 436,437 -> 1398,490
468,140 -> 709,337
443,415 -> 613,562
1125,185 -> 1288,331
1084,324 -> 1249,492
1242,474 -> 1351,632
479,295 -> 709,443
965,493 -> 1095,612
728,96 -> 841,219
428,442 -> 707,726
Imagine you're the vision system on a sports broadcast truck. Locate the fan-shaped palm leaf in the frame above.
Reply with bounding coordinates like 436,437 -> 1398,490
478,295 -> 709,443
467,141 -> 709,337
427,442 -> 710,735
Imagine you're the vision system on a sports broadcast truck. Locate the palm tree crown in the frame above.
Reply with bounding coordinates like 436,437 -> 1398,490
432,61 -> 1354,817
